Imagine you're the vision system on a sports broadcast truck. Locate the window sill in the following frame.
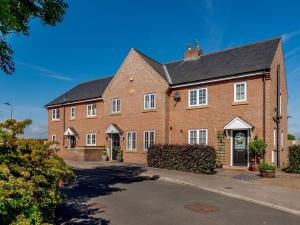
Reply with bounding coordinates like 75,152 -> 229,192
125,150 -> 137,153
110,112 -> 121,116
186,105 -> 209,110
142,109 -> 157,113
232,101 -> 249,106
69,118 -> 75,121
86,116 -> 97,119
51,119 -> 60,122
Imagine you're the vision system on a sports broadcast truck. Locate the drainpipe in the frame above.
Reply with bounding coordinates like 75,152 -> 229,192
276,65 -> 281,167
63,106 -> 66,146
263,73 -> 266,142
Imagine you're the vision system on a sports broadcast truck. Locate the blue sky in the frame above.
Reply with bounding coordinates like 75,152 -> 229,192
0,0 -> 300,138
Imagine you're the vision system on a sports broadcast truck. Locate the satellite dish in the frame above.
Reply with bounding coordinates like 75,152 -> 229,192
174,92 -> 181,102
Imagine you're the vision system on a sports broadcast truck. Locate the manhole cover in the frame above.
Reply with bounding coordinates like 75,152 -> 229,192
184,203 -> 218,213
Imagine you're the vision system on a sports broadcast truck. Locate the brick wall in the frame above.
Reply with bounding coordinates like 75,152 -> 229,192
47,43 -> 288,166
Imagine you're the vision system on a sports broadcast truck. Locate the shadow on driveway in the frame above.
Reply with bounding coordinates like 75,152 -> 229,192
55,164 -> 159,224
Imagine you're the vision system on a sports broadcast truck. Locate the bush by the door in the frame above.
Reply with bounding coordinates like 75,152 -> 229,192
287,145 -> 300,174
147,144 -> 216,174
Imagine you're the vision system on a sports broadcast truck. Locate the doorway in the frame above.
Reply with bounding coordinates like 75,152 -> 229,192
111,134 -> 120,160
233,130 -> 248,166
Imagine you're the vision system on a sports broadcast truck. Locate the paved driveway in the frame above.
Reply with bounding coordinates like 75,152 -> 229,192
56,164 -> 300,225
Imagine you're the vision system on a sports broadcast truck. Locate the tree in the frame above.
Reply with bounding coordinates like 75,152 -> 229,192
0,0 -> 68,74
288,133 -> 296,140
0,119 -> 74,224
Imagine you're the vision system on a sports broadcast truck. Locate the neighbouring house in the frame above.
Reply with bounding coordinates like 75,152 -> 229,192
46,37 -> 288,167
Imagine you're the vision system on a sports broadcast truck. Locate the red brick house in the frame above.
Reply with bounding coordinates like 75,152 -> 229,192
46,37 -> 288,167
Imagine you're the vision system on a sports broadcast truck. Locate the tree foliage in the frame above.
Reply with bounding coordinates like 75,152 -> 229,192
288,133 -> 296,140
0,0 -> 68,74
248,139 -> 267,157
0,119 -> 74,224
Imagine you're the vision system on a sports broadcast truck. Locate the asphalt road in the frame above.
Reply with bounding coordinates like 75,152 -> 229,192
56,164 -> 300,225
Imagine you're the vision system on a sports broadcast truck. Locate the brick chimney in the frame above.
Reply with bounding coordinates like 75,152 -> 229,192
184,44 -> 202,61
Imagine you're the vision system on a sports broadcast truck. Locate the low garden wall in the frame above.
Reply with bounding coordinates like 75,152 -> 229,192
147,144 -> 216,174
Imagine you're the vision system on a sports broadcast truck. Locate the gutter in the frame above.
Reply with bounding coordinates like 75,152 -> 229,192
46,97 -> 103,108
170,71 -> 265,89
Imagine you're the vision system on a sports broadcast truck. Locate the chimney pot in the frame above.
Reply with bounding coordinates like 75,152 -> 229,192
184,44 -> 202,61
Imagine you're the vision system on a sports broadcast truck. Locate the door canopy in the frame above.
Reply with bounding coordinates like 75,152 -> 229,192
224,117 -> 252,130
105,124 -> 122,134
64,127 -> 76,136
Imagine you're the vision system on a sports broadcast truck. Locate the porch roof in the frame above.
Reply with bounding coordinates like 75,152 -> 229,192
224,117 -> 253,130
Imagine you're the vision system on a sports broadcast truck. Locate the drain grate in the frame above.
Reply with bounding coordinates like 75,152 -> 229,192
184,203 -> 218,213
224,186 -> 232,189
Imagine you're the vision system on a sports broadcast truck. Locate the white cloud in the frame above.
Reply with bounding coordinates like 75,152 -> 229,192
23,124 -> 48,139
16,61 -> 74,81
285,45 -> 300,59
282,29 -> 300,42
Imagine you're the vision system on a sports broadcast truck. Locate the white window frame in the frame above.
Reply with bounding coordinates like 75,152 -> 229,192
51,134 -> 56,142
87,104 -> 96,117
51,109 -> 60,120
188,129 -> 208,145
144,130 -> 155,150
70,107 -> 75,119
111,98 -> 121,113
144,93 -> 156,110
126,131 -> 137,151
86,133 -> 96,146
234,82 -> 247,102
188,88 -> 208,107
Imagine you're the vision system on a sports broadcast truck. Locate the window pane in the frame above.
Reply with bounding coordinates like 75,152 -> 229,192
199,130 -> 207,144
189,130 -> 197,144
132,132 -> 136,149
144,132 -> 148,149
150,131 -> 154,147
199,89 -> 207,105
189,90 -> 197,105
150,94 -> 155,108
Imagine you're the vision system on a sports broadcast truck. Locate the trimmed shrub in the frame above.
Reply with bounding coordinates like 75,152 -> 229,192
147,144 -> 216,174
288,145 -> 300,174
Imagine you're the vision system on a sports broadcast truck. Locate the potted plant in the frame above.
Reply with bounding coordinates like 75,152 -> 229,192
259,162 -> 276,178
102,148 -> 109,161
248,139 -> 267,171
116,147 -> 123,162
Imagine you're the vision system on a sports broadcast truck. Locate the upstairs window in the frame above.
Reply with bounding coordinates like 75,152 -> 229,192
234,82 -> 247,102
86,133 -> 96,146
87,104 -> 96,117
188,88 -> 208,106
52,109 -> 60,120
70,107 -> 75,119
144,93 -> 156,110
188,129 -> 208,145
126,131 -> 137,151
144,130 -> 155,150
112,98 -> 121,113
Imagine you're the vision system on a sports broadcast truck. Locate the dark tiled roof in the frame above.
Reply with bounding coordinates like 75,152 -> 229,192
46,76 -> 113,106
165,38 -> 281,85
134,48 -> 168,81
46,38 -> 281,107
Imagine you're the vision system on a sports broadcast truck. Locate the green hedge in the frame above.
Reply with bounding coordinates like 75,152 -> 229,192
147,144 -> 216,174
288,145 -> 300,173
